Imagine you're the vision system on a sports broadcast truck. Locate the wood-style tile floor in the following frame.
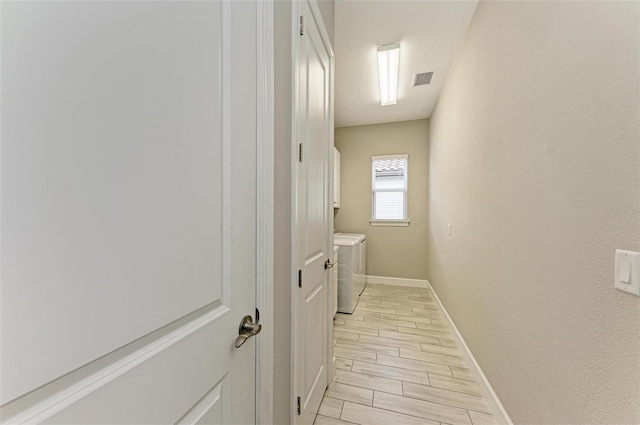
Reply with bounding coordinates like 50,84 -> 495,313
314,284 -> 498,425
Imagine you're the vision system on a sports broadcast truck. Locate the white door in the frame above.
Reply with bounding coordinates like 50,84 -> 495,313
293,1 -> 333,423
1,1 -> 260,423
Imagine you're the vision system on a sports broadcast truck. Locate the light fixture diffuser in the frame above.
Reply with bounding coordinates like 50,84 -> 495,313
377,43 -> 400,106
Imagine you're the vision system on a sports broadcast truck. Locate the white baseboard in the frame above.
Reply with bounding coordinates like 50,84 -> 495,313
425,281 -> 513,425
365,275 -> 428,288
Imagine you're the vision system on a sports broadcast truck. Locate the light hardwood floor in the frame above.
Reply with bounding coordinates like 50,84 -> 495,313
314,284 -> 498,425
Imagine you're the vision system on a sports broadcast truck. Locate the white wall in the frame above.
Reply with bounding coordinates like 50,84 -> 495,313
428,1 -> 640,423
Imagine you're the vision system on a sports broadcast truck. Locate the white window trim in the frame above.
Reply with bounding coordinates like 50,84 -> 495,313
371,154 -> 409,222
370,219 -> 410,227
371,154 -> 409,161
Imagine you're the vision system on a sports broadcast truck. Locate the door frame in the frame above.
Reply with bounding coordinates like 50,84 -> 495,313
256,0 -> 275,424
290,0 -> 335,422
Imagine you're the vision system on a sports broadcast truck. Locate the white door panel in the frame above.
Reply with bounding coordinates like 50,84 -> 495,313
1,1 -> 258,422
304,39 -> 328,256
1,2 -> 225,399
44,309 -> 230,424
294,2 -> 332,423
176,382 -> 224,425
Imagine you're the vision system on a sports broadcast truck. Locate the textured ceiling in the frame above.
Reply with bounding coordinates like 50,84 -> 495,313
335,0 -> 478,128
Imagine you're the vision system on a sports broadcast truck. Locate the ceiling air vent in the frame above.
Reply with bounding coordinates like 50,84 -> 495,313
413,72 -> 433,87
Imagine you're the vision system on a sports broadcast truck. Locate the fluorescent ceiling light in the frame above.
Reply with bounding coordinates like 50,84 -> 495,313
377,43 -> 400,106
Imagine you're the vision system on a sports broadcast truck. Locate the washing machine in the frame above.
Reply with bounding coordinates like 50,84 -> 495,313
335,233 -> 367,294
333,235 -> 360,314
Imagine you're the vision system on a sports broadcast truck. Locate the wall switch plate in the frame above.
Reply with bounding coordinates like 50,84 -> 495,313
615,249 -> 640,296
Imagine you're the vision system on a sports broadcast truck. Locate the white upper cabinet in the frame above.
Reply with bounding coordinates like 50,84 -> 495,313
334,147 -> 341,208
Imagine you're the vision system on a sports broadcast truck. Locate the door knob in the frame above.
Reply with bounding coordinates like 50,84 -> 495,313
324,259 -> 335,269
235,314 -> 262,348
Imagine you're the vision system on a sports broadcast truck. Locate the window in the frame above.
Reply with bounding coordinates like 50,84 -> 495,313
371,154 -> 408,225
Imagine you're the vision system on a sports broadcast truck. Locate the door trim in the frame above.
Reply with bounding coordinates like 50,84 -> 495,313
290,0 -> 335,422
256,0 -> 275,423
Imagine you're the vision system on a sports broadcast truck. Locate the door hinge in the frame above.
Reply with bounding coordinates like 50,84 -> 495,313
298,269 -> 302,288
300,16 -> 304,36
297,396 -> 301,415
298,143 -> 303,162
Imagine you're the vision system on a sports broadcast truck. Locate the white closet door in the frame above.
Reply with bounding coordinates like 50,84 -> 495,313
294,1 -> 333,423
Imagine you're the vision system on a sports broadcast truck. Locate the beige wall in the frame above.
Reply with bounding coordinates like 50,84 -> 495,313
273,1 -> 334,423
316,0 -> 334,47
428,1 -> 640,424
273,2 -> 293,423
335,119 -> 429,280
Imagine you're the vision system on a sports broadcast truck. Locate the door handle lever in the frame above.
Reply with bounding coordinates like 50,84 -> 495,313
235,315 -> 262,348
325,259 -> 335,270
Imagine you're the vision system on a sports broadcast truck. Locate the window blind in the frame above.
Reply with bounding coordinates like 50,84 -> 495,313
372,155 -> 408,220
